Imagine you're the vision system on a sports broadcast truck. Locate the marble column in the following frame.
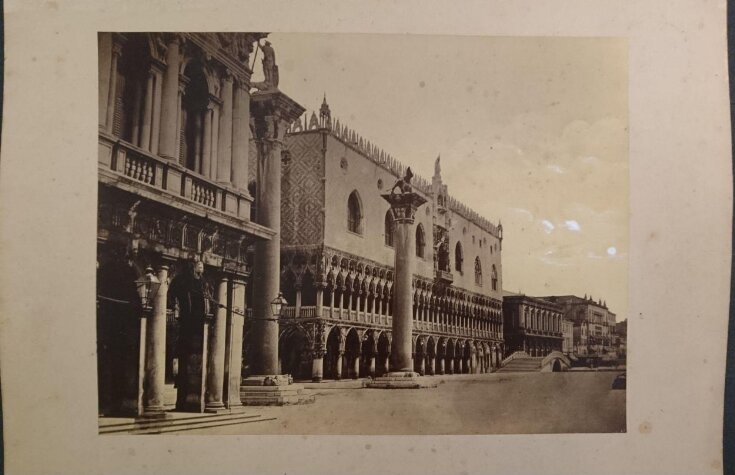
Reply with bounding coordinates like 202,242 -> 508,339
158,34 -> 183,161
217,73 -> 234,185
150,65 -> 163,155
205,276 -> 228,413
142,265 -> 169,418
352,351 -> 361,379
335,352 -> 344,380
174,81 -> 185,163
249,90 -> 304,376
226,279 -> 246,408
448,358 -> 454,375
382,189 -> 427,372
315,284 -> 324,317
231,82 -> 250,190
312,350 -> 325,382
201,105 -> 214,176
140,69 -> 155,150
418,355 -> 425,376
438,357 -> 445,375
209,102 -> 220,179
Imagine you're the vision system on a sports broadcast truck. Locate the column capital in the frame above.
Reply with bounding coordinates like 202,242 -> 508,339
111,41 -> 125,57
251,90 -> 305,142
111,32 -> 128,52
163,32 -> 186,47
222,69 -> 234,83
382,191 -> 427,224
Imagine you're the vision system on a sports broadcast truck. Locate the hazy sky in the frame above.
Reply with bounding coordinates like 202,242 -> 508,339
266,33 -> 629,321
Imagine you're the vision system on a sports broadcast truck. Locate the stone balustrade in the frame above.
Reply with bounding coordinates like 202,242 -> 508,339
99,132 -> 253,220
272,305 -> 501,343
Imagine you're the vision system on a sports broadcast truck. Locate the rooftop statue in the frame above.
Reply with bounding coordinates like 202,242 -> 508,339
253,40 -> 279,91
389,167 -> 414,195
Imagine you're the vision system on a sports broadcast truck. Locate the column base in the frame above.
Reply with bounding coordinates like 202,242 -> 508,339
204,402 -> 229,414
366,371 -> 438,389
138,408 -> 171,420
240,375 -> 315,406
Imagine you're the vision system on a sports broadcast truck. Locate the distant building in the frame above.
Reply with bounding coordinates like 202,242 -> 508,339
502,293 -> 564,357
614,319 -> 627,358
541,295 -> 617,356
561,319 -> 574,354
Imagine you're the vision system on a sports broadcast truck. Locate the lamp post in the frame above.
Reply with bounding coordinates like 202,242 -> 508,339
270,292 -> 288,319
135,266 -> 161,311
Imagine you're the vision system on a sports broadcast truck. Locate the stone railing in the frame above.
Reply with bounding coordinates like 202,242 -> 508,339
435,269 -> 454,284
99,133 -> 253,220
501,351 -> 529,366
245,303 -> 501,341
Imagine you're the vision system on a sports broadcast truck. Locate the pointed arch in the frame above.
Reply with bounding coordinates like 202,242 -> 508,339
347,190 -> 363,234
474,257 -> 482,286
384,209 -> 394,247
416,223 -> 426,259
455,242 -> 464,273
491,264 -> 498,291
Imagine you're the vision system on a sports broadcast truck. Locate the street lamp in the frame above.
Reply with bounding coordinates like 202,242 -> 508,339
270,292 -> 288,318
135,266 -> 161,311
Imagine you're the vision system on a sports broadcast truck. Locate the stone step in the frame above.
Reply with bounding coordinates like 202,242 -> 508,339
498,358 -> 543,373
132,416 -> 277,434
100,411 -> 268,435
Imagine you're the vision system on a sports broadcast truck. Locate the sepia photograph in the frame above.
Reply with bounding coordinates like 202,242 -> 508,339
96,32 -> 628,435
1,1 -> 730,473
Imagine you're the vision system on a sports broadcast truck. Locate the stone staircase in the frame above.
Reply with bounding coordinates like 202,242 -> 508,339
497,356 -> 543,373
99,410 -> 276,435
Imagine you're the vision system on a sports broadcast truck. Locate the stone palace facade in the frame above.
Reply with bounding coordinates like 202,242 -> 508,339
97,32 -> 305,416
257,98 -> 506,382
97,32 -> 505,418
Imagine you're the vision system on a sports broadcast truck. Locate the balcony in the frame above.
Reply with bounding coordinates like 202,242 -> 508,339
434,269 -> 454,284
99,132 -> 258,226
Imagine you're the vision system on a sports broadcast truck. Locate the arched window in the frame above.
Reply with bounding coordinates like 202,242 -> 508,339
114,36 -> 151,145
416,224 -> 426,258
384,210 -> 394,247
474,257 -> 482,286
347,191 -> 363,234
491,264 -> 498,291
455,242 -> 464,273
180,61 -> 211,174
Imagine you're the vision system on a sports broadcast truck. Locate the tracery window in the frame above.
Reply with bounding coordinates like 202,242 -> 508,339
491,264 -> 498,291
474,257 -> 482,286
455,242 -> 464,273
416,224 -> 426,258
347,191 -> 363,234
384,210 -> 394,247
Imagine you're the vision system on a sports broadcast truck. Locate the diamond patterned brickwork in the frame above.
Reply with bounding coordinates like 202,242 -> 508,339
281,133 -> 325,245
